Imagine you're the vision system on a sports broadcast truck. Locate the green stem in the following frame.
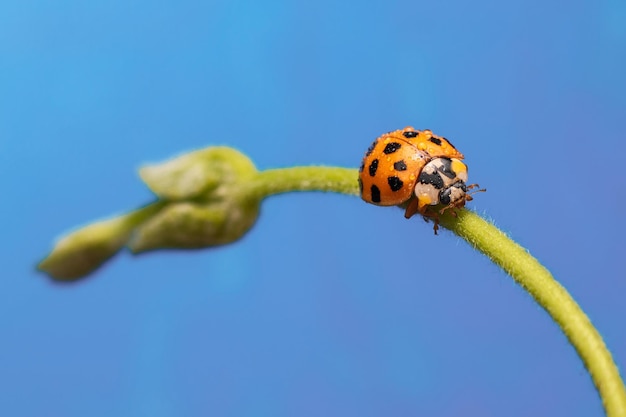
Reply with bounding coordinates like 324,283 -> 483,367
123,201 -> 168,226
247,165 -> 626,416
240,167 -> 360,200
438,209 -> 626,417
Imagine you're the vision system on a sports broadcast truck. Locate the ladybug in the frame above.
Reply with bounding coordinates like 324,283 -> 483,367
358,127 -> 483,232
359,126 -> 464,212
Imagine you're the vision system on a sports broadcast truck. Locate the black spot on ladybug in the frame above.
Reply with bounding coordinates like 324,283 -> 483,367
429,137 -> 442,146
370,185 -> 381,203
388,176 -> 403,192
418,171 -> 444,190
359,162 -> 364,173
368,159 -> 379,177
383,142 -> 401,154
358,178 -> 363,194
393,160 -> 407,171
436,158 -> 456,179
403,131 -> 418,138
365,140 -> 378,157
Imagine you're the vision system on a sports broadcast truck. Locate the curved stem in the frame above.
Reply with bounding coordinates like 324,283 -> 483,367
245,165 -> 626,416
438,209 -> 626,416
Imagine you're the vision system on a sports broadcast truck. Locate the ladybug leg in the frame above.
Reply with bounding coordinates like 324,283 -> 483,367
421,213 -> 440,235
404,197 -> 420,219
438,203 -> 457,216
439,206 -> 459,217
418,208 -> 441,235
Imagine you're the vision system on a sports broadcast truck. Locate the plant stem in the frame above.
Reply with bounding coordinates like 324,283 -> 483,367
239,167 -> 360,200
439,209 -> 626,417
247,165 -> 626,416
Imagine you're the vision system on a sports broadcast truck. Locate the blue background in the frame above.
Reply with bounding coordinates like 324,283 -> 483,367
2,0 -> 625,416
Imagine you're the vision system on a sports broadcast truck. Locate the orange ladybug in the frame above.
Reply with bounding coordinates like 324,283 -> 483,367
358,127 -> 483,231
359,127 -> 463,214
